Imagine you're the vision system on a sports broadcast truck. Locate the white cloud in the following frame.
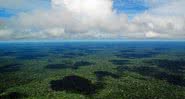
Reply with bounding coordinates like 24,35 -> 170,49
131,0 -> 185,39
145,31 -> 160,38
9,0 -> 129,37
0,29 -> 13,39
148,0 -> 185,16
0,0 -> 185,40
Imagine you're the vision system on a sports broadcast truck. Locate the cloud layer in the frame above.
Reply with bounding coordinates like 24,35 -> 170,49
0,0 -> 185,40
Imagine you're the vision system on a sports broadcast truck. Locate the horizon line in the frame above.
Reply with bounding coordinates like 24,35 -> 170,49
0,39 -> 185,43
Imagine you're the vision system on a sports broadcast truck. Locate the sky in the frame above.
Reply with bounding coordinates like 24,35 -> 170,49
0,0 -> 184,40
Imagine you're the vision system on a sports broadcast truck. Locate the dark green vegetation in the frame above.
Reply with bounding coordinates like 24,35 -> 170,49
145,59 -> 185,74
0,64 -> 22,73
115,65 -> 185,87
46,61 -> 94,69
115,49 -> 161,59
50,75 -> 100,95
0,92 -> 27,99
0,41 -> 185,99
94,71 -> 120,80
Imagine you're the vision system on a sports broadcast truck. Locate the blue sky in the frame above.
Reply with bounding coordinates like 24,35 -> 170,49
0,0 -> 184,40
0,9 -> 14,18
0,0 -> 51,19
113,0 -> 149,17
0,0 -> 149,19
